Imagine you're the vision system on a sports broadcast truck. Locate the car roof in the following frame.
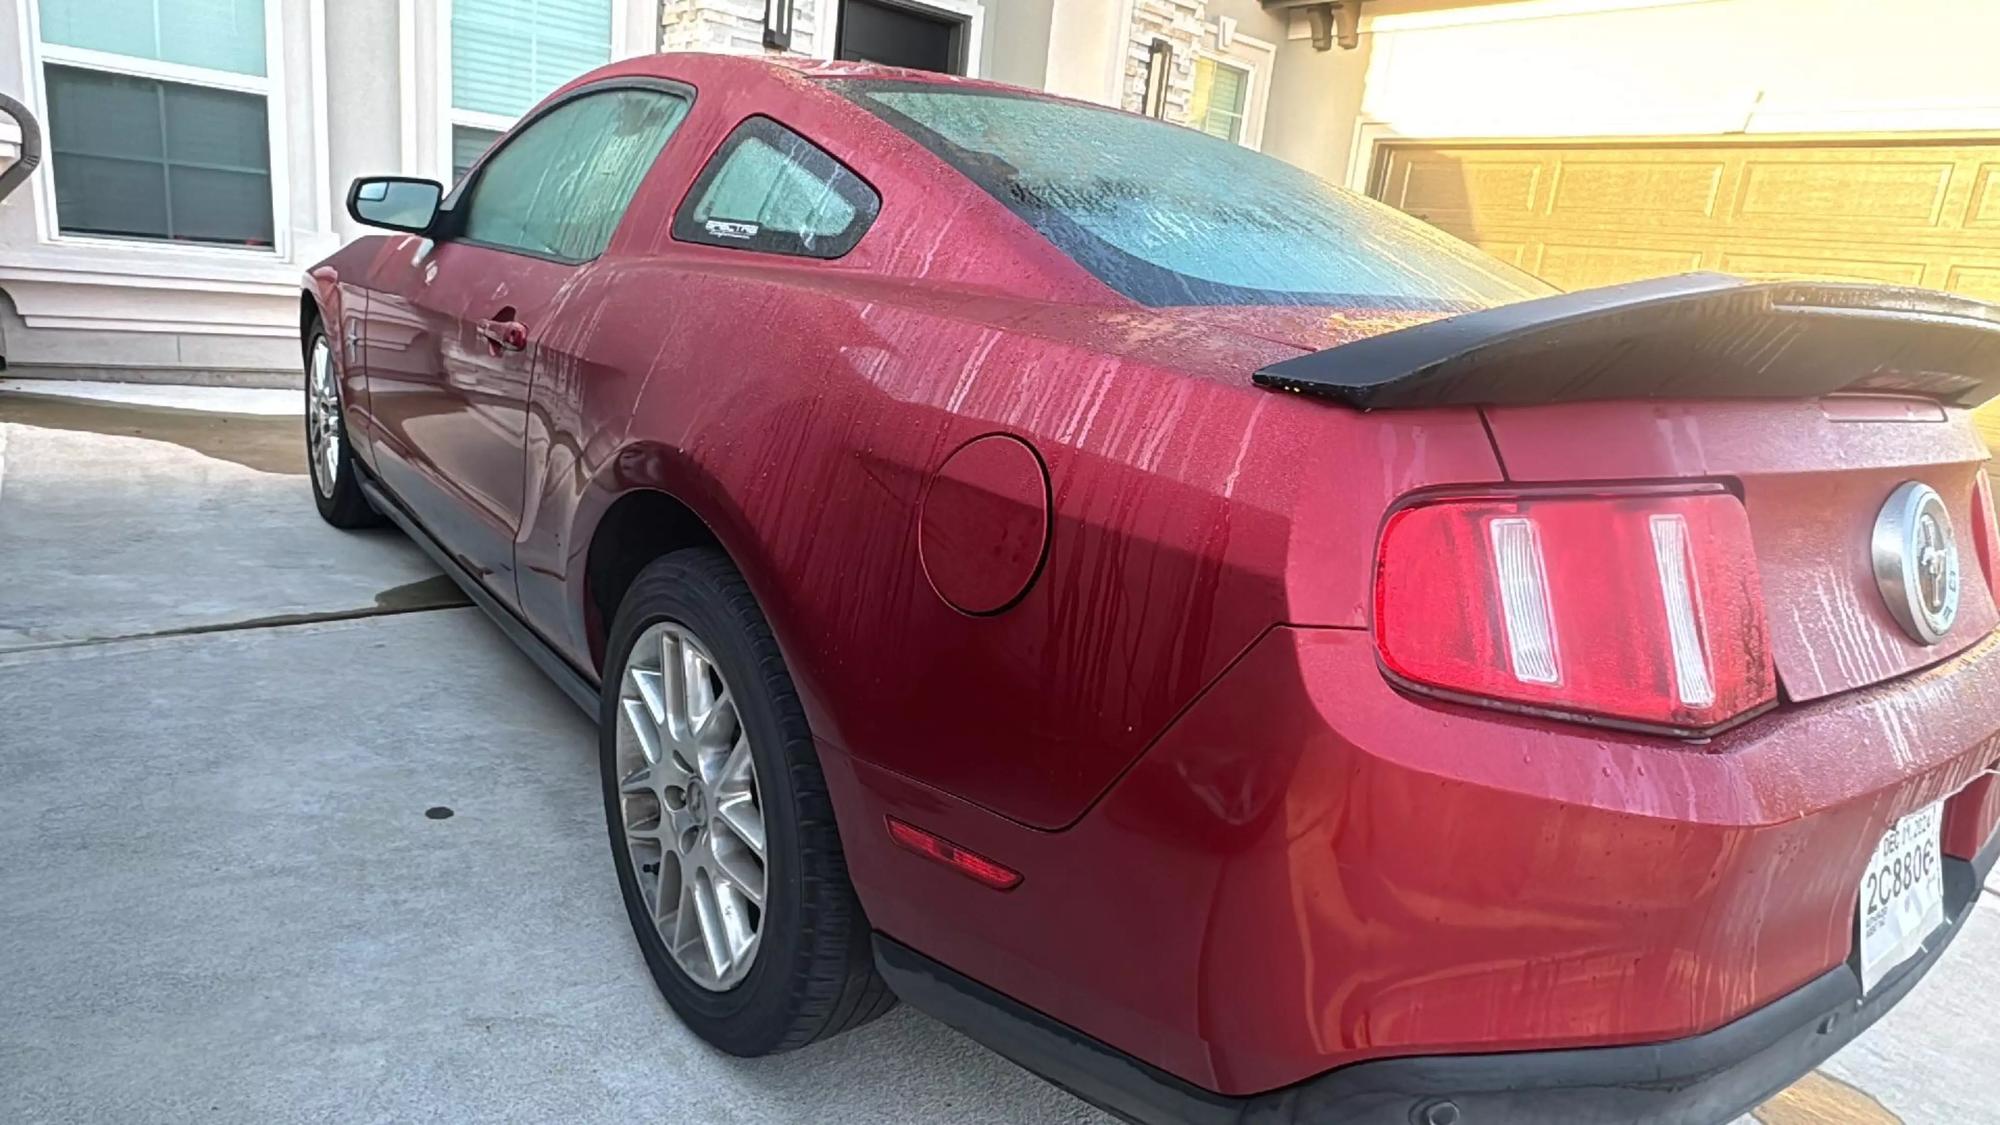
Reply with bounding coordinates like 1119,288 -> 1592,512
579,51 -> 1066,103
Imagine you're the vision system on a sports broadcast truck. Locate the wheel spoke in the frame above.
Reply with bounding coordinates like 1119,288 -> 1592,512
654,855 -> 678,925
628,667 -> 667,728
618,762 -> 658,795
685,645 -> 715,726
668,878 -> 699,947
711,834 -> 765,908
692,874 -> 730,978
661,630 -> 689,737
712,875 -> 759,963
716,735 -> 753,789
716,792 -> 765,859
695,691 -> 740,753
620,698 -> 664,766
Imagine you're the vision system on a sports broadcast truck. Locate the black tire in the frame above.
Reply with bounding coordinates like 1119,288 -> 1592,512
304,317 -> 381,529
599,548 -> 894,1055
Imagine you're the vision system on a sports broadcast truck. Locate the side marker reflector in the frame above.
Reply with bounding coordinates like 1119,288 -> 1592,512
886,816 -> 1022,891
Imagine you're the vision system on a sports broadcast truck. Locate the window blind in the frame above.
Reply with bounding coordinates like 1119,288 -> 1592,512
1190,57 -> 1248,143
39,0 -> 267,77
451,0 -> 613,118
44,64 -> 273,245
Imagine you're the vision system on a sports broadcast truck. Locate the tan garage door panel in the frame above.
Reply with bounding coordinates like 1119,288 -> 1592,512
1371,136 -> 2000,446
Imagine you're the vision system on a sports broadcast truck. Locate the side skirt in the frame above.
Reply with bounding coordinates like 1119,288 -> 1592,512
358,473 -> 600,717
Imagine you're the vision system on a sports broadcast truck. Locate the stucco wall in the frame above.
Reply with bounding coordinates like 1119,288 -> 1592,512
1197,0 -> 1367,183
986,0 -> 1055,88
326,0 -> 401,245
1041,0 -> 1126,106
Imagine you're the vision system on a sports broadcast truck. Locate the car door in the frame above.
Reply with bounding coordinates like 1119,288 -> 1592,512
363,84 -> 692,606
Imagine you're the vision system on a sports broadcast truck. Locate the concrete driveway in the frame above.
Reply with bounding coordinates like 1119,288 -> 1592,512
1,380 -> 1994,1125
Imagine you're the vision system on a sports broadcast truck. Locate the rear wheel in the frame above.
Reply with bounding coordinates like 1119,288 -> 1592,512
304,320 -> 379,529
600,548 -> 894,1055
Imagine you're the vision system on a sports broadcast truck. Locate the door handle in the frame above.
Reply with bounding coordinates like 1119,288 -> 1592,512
475,317 -> 528,353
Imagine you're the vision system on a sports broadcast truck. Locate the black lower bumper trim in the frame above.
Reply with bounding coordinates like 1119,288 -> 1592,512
875,831 -> 1997,1125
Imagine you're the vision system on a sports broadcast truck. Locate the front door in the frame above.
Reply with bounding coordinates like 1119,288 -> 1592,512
361,83 -> 692,607
363,241 -> 567,602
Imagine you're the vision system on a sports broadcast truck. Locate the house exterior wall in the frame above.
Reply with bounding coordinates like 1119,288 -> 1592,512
1038,0 -> 1366,184
0,0 -> 1021,386
0,0 -> 637,384
661,0 -> 826,55
986,0 -> 1056,89
0,0 -> 343,383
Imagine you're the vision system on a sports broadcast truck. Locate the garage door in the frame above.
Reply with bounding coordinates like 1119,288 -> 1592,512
1369,136 -> 2000,444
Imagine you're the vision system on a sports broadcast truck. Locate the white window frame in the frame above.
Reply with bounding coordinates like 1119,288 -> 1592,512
21,0 -> 292,260
1196,27 -> 1273,151
434,0 -> 641,184
813,0 -> 987,78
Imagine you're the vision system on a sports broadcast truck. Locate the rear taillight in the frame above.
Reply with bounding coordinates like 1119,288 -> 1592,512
1375,489 -> 1777,732
1972,468 -> 2000,596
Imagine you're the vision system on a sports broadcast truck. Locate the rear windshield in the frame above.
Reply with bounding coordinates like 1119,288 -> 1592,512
834,81 -> 1554,310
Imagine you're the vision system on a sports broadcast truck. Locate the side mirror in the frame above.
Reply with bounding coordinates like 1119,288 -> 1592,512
347,176 -> 443,234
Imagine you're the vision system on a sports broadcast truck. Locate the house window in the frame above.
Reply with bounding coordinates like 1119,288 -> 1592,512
449,0 -> 613,185
452,126 -> 504,186
35,0 -> 275,247
1190,29 -> 1273,150
1189,57 -> 1249,144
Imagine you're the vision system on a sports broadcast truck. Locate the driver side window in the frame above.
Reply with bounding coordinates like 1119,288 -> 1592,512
459,86 -> 689,263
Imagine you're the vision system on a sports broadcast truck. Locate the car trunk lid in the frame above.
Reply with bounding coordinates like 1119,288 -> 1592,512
1244,272 -> 2000,705
1482,396 -> 1997,702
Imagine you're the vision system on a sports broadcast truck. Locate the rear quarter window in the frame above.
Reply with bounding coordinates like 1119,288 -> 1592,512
672,116 -> 879,260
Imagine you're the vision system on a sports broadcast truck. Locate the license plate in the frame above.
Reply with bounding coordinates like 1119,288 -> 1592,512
1857,801 -> 1946,995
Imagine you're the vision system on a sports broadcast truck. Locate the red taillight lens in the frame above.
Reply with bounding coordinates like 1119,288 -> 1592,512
1375,490 -> 1777,732
1972,468 -> 2000,596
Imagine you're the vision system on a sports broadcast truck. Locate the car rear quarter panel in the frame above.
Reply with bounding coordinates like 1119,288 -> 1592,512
540,254 -> 1504,831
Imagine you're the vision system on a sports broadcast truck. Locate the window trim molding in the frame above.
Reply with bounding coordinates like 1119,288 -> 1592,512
442,76 -> 697,268
22,0 -> 292,260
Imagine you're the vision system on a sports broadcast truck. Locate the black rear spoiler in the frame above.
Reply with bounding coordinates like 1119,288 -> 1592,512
1252,273 -> 2000,410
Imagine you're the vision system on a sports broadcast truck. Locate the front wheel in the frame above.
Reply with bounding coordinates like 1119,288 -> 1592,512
600,548 -> 894,1055
304,320 -> 380,529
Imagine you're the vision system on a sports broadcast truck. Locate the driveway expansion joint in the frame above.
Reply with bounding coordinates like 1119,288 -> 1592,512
0,598 -> 472,656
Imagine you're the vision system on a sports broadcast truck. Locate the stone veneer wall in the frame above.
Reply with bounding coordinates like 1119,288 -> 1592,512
660,0 -> 824,58
1121,0 -> 1205,122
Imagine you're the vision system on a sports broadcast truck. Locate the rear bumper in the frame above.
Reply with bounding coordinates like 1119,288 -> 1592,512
830,625 -> 2000,1095
878,830 -> 1995,1125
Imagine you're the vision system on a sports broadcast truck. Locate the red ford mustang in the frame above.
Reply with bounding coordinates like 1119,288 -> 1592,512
305,52 -> 2000,1124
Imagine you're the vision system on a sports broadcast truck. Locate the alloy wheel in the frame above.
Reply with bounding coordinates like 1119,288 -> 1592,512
306,337 -> 341,497
615,621 -> 768,992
